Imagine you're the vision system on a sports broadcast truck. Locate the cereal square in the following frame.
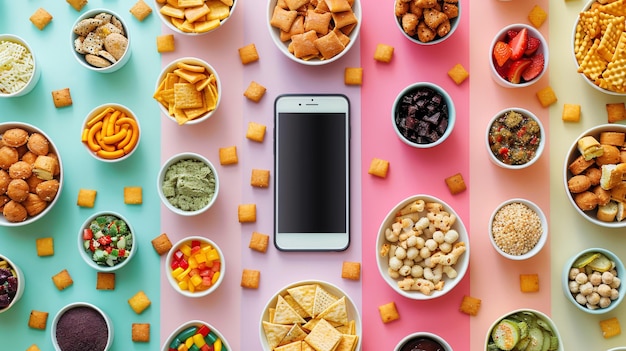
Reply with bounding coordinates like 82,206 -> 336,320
562,103 -> 581,122
600,317 -> 621,338
124,186 -> 143,205
219,146 -> 238,165
459,295 -> 481,316
132,323 -> 151,342
151,233 -> 173,255
520,273 -> 540,293
130,0 -> 153,21
374,43 -> 394,63
244,81 -> 267,102
52,269 -> 73,291
528,5 -> 547,28
607,102 -> 626,123
96,272 -> 116,290
28,310 -> 48,330
341,261 -> 361,280
128,290 -> 151,314
344,67 -> 363,85
239,43 -> 260,64
249,231 -> 269,253
536,86 -> 557,107
241,268 -> 260,289
36,237 -> 54,257
51,88 -> 72,108
251,169 -> 270,188
445,173 -> 466,195
26,345 -> 41,351
368,158 -> 390,178
378,302 -> 399,323
30,8 -> 53,30
238,203 -> 257,223
66,0 -> 87,11
77,189 -> 97,208
448,63 -> 469,85
157,34 -> 175,53
246,122 -> 267,142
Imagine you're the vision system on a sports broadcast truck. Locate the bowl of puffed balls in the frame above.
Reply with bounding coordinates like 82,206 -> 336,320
394,0 -> 461,45
376,194 -> 469,300
563,247 -> 624,314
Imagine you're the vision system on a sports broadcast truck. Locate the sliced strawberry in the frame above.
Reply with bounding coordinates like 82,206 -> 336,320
508,27 -> 528,61
493,41 -> 512,67
506,58 -> 532,84
506,30 -> 519,41
495,58 -> 512,79
521,53 -> 545,82
525,36 -> 541,56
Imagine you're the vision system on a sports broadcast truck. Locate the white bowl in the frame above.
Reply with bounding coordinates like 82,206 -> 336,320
162,320 -> 232,351
485,309 -> 563,351
0,122 -> 63,227
488,198 -> 547,260
392,82 -> 456,148
394,332 -> 452,351
489,23 -> 548,88
157,152 -> 219,216
165,236 -> 225,298
0,254 -> 25,314
267,0 -> 361,65
78,211 -> 136,272
51,302 -> 114,351
154,57 -> 221,125
563,124 -> 626,228
81,103 -> 140,162
154,0 -> 237,35
70,9 -> 131,73
394,0 -> 461,45
485,107 -> 545,170
376,194 -> 469,300
0,34 -> 41,97
259,280 -> 362,351
562,247 -> 625,314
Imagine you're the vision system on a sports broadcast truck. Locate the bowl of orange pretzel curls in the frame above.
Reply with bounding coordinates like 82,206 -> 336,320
81,103 -> 140,162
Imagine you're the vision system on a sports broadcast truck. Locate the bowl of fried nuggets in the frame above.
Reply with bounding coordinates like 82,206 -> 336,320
260,280 -> 361,351
573,0 -> 626,95
267,0 -> 362,65
153,57 -> 221,125
154,0 -> 237,35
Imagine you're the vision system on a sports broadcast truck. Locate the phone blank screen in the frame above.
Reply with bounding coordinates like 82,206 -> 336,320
276,112 -> 347,234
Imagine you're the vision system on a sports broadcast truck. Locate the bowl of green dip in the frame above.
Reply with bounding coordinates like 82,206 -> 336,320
157,152 -> 219,216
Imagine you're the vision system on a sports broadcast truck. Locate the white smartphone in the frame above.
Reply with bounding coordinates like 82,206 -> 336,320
273,94 -> 350,251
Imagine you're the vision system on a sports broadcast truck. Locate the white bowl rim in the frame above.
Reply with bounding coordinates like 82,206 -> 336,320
394,331 -> 453,351
393,0 -> 461,45
161,319 -> 232,351
376,194 -> 470,300
81,103 -> 141,162
154,0 -> 238,35
485,308 -> 563,351
0,34 -> 40,97
391,82 -> 456,148
51,301 -> 114,351
0,253 -> 25,313
164,235 -> 225,298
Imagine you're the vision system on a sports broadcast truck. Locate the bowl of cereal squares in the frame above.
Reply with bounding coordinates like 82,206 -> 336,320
154,57 -> 221,125
488,198 -> 547,260
162,320 -> 232,351
485,308 -> 563,351
0,122 -> 63,226
157,152 -> 219,216
376,194 -> 469,300
81,103 -> 141,162
70,9 -> 131,73
563,247 -> 625,314
0,34 -> 41,97
564,124 -> 626,228
394,0 -> 460,45
259,280 -> 361,351
392,82 -> 455,148
0,253 -> 25,314
267,0 -> 361,65
155,0 -> 237,35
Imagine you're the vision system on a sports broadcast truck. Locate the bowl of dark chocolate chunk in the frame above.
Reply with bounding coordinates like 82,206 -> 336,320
392,82 -> 455,148
394,332 -> 452,351
51,302 -> 113,351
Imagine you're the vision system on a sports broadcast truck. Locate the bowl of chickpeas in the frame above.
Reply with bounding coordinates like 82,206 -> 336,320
393,0 -> 461,45
376,194 -> 469,300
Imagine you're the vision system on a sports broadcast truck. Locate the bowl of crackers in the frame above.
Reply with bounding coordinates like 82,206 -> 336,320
81,103 -> 141,162
376,194 -> 469,300
0,122 -> 63,226
0,34 -> 41,97
564,124 -> 626,228
394,0 -> 460,45
155,0 -> 237,35
162,320 -> 232,351
267,0 -> 361,65
259,280 -> 361,351
0,254 -> 25,314
573,0 -> 626,95
154,57 -> 221,125
485,309 -> 563,351
70,9 -> 131,73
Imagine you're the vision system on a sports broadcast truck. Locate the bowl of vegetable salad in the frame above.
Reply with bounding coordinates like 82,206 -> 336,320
78,211 -> 135,272
485,309 -> 563,351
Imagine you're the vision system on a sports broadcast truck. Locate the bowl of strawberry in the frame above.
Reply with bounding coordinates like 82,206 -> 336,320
78,211 -> 136,272
490,24 -> 548,88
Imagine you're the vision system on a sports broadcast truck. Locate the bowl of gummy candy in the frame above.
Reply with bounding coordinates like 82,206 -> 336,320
162,320 -> 231,351
0,254 -> 24,313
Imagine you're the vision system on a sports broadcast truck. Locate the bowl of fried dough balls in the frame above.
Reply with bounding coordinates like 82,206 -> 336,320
394,0 -> 461,45
0,122 -> 62,226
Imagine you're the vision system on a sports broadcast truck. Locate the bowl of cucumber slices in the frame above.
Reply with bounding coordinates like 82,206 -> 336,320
485,309 -> 563,351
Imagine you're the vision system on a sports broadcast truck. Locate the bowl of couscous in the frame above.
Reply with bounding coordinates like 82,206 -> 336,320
489,198 -> 547,260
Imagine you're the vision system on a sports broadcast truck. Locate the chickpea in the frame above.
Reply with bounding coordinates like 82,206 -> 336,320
587,292 -> 601,305
575,293 -> 587,305
602,271 -> 614,285
597,283 -> 612,297
599,296 -> 612,308
579,282 -> 593,296
569,268 -> 580,280
589,271 -> 602,286
575,272 -> 588,285
568,281 -> 580,294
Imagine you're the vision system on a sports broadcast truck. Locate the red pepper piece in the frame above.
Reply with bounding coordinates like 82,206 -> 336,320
173,250 -> 184,261
83,228 -> 93,240
179,258 -> 189,270
191,240 -> 201,249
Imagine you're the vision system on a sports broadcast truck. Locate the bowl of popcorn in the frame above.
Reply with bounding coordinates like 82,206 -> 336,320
490,23 -> 548,88
486,107 -> 545,170
70,9 -> 131,73
0,34 -> 41,97
563,247 -> 625,314
51,302 -> 114,351
564,124 -> 626,228
81,103 -> 141,162
488,198 -> 547,261
154,57 -> 221,125
155,0 -> 237,35
157,152 -> 219,216
165,236 -> 225,298
0,254 -> 24,314
0,122 -> 63,226
259,280 -> 361,351
392,82 -> 456,148
78,211 -> 136,272
394,332 -> 452,351
485,309 -> 563,351
162,320 -> 231,351
267,0 -> 361,65
376,194 -> 469,300
394,0 -> 460,45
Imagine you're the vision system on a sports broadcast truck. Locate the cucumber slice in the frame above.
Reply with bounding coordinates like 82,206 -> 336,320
588,253 -> 613,272
525,327 -> 544,351
541,330 -> 551,351
572,252 -> 600,269
492,319 -> 522,350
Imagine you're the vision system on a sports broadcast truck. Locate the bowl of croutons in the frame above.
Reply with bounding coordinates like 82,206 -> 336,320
394,0 -> 461,45
154,0 -> 237,35
0,34 -> 41,97
0,122 -> 63,226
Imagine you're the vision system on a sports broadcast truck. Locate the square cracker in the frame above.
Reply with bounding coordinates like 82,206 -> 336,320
246,121 -> 267,142
378,301 -> 399,323
368,158 -> 389,178
124,186 -> 143,204
445,173 -> 466,195
287,284 -> 317,317
244,81 -> 267,102
251,169 -> 270,188
132,323 -> 150,342
341,261 -> 361,280
96,272 -> 116,290
52,269 -> 73,291
130,0 -> 153,21
151,233 -> 173,255
219,146 -> 238,165
344,67 -> 363,85
304,318 -> 342,351
239,43 -> 260,64
448,63 -> 469,85
600,317 -> 621,338
374,43 -> 394,63
520,273 -> 540,293
459,295 -> 481,316
128,290 -> 151,314
67,0 -> 87,12
249,231 -> 270,253
77,188 -> 97,208
30,8 -> 53,30
174,83 -> 203,109
36,237 -> 54,257
157,34 -> 176,53
28,310 -> 48,330
52,88 -> 72,108
238,203 -> 257,222
241,268 -> 261,289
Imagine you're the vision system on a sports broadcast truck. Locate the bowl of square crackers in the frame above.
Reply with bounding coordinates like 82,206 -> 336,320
573,0 -> 626,95
155,0 -> 237,35
260,280 -> 361,351
267,0 -> 361,65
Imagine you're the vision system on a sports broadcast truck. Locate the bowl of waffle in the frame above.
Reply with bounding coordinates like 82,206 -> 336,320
573,0 -> 626,95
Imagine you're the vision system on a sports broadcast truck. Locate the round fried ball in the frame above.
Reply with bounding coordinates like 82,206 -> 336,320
0,146 -> 18,170
8,161 -> 32,180
2,128 -> 29,147
7,179 -> 29,202
27,133 -> 49,156
0,170 -> 9,194
3,200 -> 27,222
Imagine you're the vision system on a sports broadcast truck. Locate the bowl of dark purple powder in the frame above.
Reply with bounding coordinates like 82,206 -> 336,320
0,254 -> 24,314
51,302 -> 113,351
392,82 -> 456,148
394,332 -> 452,351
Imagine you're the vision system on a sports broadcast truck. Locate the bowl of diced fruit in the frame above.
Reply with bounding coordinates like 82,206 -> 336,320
0,254 -> 24,314
78,211 -> 135,272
